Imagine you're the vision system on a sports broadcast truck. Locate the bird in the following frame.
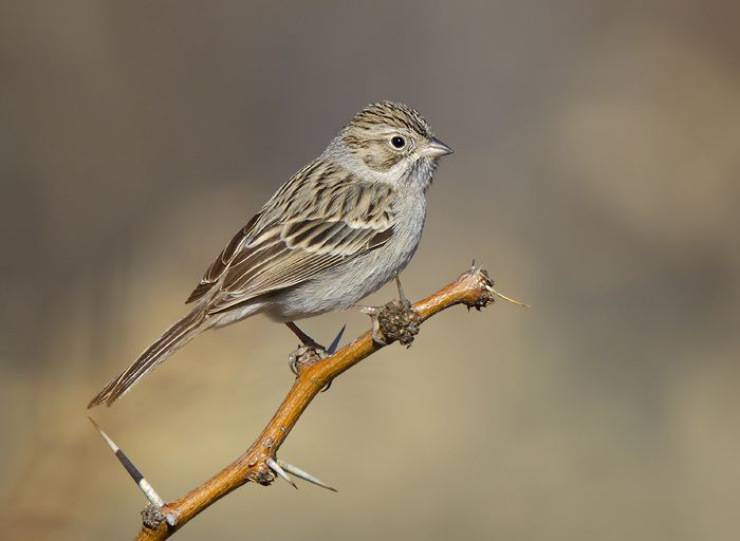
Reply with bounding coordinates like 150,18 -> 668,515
88,101 -> 453,408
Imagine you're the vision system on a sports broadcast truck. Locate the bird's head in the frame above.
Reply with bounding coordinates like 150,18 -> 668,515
330,101 -> 452,186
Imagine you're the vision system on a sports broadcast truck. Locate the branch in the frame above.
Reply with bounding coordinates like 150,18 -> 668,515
102,265 -> 505,540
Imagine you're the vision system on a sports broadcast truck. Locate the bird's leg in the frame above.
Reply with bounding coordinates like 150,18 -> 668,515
286,322 -> 346,380
286,321 -> 325,350
395,275 -> 411,307
358,274 -> 421,347
286,322 -> 326,376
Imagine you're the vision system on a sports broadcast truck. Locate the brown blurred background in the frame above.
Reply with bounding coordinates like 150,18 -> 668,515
2,1 -> 740,539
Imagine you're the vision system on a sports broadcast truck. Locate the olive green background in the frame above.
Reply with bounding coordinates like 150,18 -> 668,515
2,1 -> 740,539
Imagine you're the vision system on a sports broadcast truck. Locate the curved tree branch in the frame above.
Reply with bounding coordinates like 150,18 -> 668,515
124,265 -> 500,540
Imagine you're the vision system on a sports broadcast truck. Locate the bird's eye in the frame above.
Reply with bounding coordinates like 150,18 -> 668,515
390,136 -> 406,149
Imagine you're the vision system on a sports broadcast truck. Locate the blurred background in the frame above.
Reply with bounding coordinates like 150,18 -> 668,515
2,1 -> 740,539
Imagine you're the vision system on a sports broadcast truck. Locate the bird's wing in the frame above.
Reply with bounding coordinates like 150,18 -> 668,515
186,169 -> 396,313
185,212 -> 262,304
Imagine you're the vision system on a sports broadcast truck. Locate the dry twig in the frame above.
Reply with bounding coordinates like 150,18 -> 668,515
94,265 -> 512,540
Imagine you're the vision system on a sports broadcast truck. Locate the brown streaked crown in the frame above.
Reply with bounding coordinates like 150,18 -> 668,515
348,101 -> 432,138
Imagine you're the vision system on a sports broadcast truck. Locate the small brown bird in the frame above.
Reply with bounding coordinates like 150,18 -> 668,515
88,101 -> 452,408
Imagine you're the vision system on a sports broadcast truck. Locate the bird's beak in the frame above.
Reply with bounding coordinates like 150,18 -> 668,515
423,137 -> 454,158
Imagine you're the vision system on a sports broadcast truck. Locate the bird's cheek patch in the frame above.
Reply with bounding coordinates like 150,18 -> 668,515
361,143 -> 404,172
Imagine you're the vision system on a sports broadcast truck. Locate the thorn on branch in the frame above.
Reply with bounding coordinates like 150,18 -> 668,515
279,460 -> 337,492
265,457 -> 297,489
490,287 -> 530,308
326,324 -> 346,355
88,417 -> 177,528
467,267 -> 496,310
266,457 -> 338,492
461,265 -> 529,311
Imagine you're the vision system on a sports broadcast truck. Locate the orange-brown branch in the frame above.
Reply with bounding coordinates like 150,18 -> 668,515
134,266 -> 497,540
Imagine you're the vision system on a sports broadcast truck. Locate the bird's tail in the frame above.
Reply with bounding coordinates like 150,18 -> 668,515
87,306 -> 208,408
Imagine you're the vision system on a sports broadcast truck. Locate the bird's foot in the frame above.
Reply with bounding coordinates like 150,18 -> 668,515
288,344 -> 326,376
287,325 -> 346,391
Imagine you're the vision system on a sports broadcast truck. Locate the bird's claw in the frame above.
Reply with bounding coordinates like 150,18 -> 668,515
288,344 -> 327,376
288,325 -> 345,391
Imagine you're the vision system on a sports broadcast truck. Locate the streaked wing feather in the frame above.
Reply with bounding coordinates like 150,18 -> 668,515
187,168 -> 396,314
207,221 -> 392,314
186,212 -> 262,303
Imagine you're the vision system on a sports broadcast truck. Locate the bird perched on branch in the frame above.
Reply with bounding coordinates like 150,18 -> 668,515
88,101 -> 453,408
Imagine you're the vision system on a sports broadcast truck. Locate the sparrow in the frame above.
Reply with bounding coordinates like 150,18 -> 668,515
88,101 -> 453,407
